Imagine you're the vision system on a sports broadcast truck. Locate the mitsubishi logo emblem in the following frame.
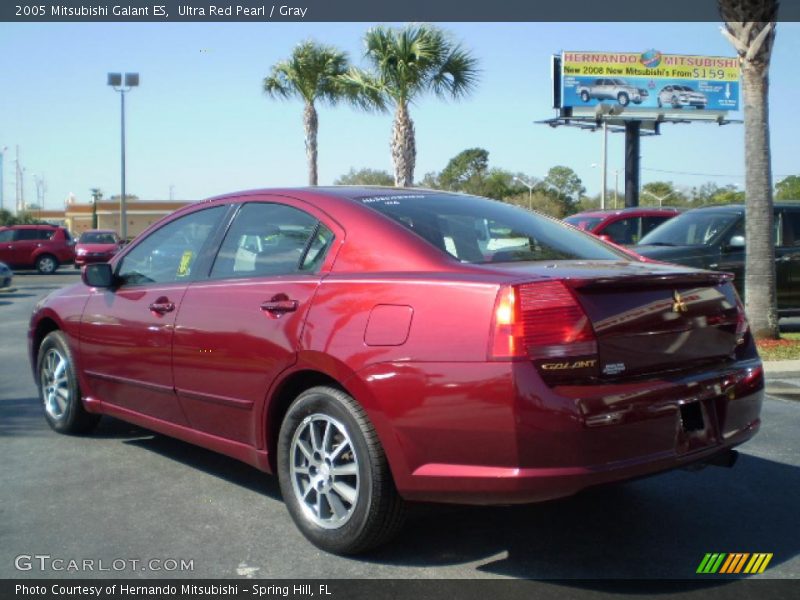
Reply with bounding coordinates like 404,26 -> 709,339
672,290 -> 688,313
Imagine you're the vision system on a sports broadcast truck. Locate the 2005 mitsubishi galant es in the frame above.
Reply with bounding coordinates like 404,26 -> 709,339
29,188 -> 763,554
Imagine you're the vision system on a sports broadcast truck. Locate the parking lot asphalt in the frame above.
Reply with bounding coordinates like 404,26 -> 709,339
1,271 -> 799,583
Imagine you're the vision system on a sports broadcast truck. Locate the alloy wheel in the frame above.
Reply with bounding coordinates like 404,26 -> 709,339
40,348 -> 70,420
289,414 -> 360,529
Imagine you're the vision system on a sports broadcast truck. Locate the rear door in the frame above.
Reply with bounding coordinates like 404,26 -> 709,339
172,200 -> 338,444
79,205 -> 228,423
9,229 -> 41,265
776,207 -> 800,310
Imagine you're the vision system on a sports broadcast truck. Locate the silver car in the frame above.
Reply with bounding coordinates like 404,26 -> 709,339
657,85 -> 708,109
577,78 -> 649,106
0,261 -> 12,289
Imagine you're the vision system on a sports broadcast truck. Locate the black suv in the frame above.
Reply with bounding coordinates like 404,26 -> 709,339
636,203 -> 800,315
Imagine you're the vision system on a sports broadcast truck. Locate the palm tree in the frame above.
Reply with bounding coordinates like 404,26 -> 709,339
719,0 -> 779,339
263,41 -> 350,186
344,25 -> 479,187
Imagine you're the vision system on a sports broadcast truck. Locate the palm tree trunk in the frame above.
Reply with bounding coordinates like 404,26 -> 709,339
303,102 -> 319,186
742,63 -> 778,338
391,102 -> 416,187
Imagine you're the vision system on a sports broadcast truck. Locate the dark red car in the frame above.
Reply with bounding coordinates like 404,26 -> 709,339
29,188 -> 762,554
74,229 -> 123,268
0,224 -> 75,273
564,207 -> 681,245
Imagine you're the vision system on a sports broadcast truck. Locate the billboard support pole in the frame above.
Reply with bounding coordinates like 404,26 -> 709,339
624,121 -> 641,208
600,121 -> 608,210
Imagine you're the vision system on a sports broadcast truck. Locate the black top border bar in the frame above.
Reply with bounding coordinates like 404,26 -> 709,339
3,0 -> 800,22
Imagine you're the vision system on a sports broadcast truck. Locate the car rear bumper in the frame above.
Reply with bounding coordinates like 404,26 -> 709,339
354,358 -> 763,505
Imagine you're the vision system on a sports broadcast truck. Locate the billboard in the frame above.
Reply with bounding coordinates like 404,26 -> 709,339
559,50 -> 740,113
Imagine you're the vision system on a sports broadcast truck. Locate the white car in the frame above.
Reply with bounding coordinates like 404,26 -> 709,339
657,85 -> 708,109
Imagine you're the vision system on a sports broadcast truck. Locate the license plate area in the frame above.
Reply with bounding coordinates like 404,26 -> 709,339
680,401 -> 705,432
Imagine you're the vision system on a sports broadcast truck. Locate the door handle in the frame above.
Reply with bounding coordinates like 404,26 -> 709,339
148,299 -> 175,314
260,297 -> 299,316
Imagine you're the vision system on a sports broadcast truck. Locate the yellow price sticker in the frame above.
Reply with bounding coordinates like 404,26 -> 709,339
177,250 -> 194,277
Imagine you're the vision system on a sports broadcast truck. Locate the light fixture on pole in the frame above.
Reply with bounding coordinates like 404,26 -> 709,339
513,176 -> 534,211
107,72 -> 139,241
641,190 -> 675,208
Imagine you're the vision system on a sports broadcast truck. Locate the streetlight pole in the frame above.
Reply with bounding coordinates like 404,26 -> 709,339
600,121 -> 608,210
641,190 -> 675,208
513,176 -> 534,211
613,169 -> 620,209
0,146 -> 6,213
107,72 -> 139,241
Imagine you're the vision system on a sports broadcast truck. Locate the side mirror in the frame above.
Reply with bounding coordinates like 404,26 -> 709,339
82,263 -> 115,288
727,235 -> 745,249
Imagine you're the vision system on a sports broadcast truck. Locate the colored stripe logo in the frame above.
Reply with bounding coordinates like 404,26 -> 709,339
697,553 -> 773,574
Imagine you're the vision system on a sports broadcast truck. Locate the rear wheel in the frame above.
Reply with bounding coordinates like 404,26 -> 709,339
580,90 -> 590,103
277,386 -> 405,554
37,331 -> 100,434
36,254 -> 58,274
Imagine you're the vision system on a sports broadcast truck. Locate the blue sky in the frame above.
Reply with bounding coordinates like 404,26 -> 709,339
1,21 -> 798,209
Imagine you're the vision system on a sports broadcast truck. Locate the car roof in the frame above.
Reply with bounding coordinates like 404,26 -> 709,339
567,207 -> 683,219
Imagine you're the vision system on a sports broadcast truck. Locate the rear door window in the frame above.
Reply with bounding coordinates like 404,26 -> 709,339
211,203 -> 326,279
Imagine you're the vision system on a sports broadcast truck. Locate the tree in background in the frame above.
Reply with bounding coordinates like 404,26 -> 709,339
334,168 -> 394,186
544,166 -> 585,214
775,175 -> 800,200
344,24 -> 479,186
0,209 -> 42,226
438,148 -> 489,192
264,41 -> 351,186
720,0 -> 779,339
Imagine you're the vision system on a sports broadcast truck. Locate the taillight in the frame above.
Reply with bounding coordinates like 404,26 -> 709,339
517,281 -> 597,359
489,281 -> 600,383
489,286 -> 526,359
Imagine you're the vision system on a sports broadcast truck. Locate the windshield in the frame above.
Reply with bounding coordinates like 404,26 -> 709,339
79,231 -> 118,244
357,193 -> 626,264
638,210 -> 740,246
564,216 -> 603,231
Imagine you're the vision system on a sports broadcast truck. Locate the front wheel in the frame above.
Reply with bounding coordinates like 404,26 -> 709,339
36,254 -> 59,274
617,92 -> 630,106
37,331 -> 100,434
278,386 -> 405,554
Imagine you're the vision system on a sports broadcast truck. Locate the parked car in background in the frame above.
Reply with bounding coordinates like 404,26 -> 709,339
657,85 -> 708,109
0,225 -> 75,273
636,203 -> 800,316
30,188 -> 762,554
577,78 -> 649,106
564,207 -> 681,245
0,261 -> 12,289
74,229 -> 123,269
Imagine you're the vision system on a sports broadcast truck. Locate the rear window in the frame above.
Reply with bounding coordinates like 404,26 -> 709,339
79,231 -> 118,244
357,193 -> 625,264
639,210 -> 740,246
564,216 -> 603,231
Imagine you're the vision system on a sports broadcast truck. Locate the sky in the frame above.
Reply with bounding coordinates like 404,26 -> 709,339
1,21 -> 798,210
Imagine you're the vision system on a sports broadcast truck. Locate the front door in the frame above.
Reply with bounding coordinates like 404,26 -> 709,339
172,200 -> 337,444
79,205 -> 227,423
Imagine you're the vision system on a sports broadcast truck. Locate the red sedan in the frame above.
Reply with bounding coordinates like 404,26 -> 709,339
74,229 -> 123,268
29,188 -> 763,554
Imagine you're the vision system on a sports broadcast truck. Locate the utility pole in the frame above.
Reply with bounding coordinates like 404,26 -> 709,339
0,146 -> 6,213
600,121 -> 608,210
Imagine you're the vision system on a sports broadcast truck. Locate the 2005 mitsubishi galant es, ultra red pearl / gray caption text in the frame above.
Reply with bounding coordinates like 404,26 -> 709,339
28,187 -> 763,554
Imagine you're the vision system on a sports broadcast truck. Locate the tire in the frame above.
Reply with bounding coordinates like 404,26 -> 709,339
671,96 -> 681,109
617,92 -> 630,107
278,386 -> 406,555
36,331 -> 100,435
580,90 -> 590,103
657,97 -> 663,108
36,254 -> 59,274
